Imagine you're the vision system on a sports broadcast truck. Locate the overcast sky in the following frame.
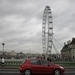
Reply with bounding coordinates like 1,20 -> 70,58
0,0 -> 75,54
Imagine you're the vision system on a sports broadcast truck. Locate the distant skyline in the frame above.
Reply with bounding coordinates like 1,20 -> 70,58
0,0 -> 75,53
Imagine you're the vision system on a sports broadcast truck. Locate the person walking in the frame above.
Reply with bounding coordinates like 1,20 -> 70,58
1,57 -> 4,67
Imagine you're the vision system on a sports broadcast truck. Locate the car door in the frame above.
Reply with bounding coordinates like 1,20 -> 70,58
30,59 -> 43,73
40,60 -> 54,74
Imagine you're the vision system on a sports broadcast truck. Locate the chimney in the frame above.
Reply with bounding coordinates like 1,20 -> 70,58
68,40 -> 71,44
67,40 -> 71,45
64,42 -> 66,46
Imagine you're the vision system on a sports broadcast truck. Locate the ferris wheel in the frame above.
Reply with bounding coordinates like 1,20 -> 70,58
42,6 -> 53,58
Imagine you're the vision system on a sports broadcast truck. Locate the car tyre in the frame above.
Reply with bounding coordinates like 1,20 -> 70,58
24,69 -> 32,75
54,69 -> 60,75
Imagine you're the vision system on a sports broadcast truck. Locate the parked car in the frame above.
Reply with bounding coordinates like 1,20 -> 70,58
19,58 -> 65,75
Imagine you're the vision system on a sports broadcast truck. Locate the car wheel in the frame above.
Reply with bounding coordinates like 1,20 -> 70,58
54,69 -> 60,75
24,69 -> 31,75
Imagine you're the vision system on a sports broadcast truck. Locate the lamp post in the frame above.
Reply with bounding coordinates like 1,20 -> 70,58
2,43 -> 5,57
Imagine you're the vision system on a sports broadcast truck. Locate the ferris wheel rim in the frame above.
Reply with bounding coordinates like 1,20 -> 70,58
42,6 -> 53,56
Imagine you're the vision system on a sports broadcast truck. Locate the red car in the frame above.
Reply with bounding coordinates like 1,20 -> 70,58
19,58 -> 65,75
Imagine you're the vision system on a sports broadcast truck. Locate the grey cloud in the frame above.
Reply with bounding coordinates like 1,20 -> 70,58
0,0 -> 75,53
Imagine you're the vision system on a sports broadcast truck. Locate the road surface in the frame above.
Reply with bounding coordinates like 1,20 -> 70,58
0,68 -> 75,75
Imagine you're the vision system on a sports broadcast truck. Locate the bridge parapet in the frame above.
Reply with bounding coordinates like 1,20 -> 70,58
0,61 -> 75,67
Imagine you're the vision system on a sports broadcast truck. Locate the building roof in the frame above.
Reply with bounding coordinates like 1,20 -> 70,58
70,38 -> 75,45
61,44 -> 68,51
61,38 -> 75,52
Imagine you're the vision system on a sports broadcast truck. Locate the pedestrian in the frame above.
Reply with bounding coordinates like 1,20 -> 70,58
1,57 -> 4,67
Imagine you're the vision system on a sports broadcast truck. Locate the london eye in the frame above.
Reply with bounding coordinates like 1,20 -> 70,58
42,6 -> 53,59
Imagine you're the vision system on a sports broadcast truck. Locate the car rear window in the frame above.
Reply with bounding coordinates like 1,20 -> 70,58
40,60 -> 50,66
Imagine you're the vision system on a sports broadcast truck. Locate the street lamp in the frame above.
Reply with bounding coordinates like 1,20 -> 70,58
2,43 -> 5,57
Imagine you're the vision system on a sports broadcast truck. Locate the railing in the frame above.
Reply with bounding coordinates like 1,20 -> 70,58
0,59 -> 75,67
0,61 -> 22,66
4,62 -> 21,66
54,62 -> 75,67
0,62 -> 75,67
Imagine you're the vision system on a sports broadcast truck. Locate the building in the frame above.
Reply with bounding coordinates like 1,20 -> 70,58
9,50 -> 17,56
61,38 -> 75,60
